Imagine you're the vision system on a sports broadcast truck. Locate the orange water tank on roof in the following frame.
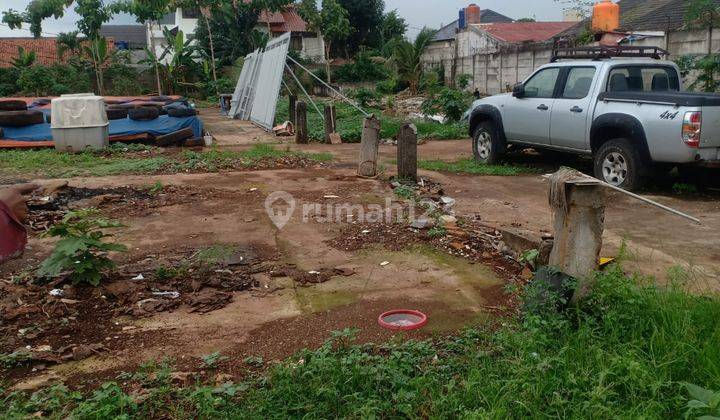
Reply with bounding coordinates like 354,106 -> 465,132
592,0 -> 620,33
466,4 -> 481,24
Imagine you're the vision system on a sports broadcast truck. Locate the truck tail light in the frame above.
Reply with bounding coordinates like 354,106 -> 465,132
682,111 -> 702,148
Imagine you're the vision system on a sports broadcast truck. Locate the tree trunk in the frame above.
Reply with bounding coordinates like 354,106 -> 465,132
148,21 -> 163,96
325,38 -> 332,84
397,123 -> 418,181
201,5 -> 219,96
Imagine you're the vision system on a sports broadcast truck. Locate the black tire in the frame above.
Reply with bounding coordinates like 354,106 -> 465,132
106,108 -> 129,120
0,110 -> 46,127
0,127 -> 4,138
128,107 -> 160,121
593,138 -> 646,191
167,108 -> 197,118
155,127 -> 195,147
0,100 -> 28,112
472,121 -> 505,165
182,137 -> 205,147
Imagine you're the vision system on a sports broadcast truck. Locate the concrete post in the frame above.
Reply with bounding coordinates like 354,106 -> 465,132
397,123 -> 418,181
295,101 -> 308,144
548,182 -> 606,302
358,115 -> 381,177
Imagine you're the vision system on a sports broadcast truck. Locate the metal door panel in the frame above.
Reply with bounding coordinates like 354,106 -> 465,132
249,32 -> 291,130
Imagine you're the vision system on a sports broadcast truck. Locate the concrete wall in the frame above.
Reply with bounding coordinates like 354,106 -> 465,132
422,27 -> 720,95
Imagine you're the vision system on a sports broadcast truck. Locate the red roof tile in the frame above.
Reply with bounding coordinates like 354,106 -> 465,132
258,6 -> 309,33
477,22 -> 578,43
0,37 -> 114,68
0,38 -> 62,68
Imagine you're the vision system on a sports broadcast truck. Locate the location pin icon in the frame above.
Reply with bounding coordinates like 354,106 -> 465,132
265,191 -> 296,230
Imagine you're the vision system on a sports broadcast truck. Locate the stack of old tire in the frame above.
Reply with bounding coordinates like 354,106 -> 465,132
104,97 -> 202,147
0,100 -> 47,138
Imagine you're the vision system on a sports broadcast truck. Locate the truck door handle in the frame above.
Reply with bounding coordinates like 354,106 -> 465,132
570,106 -> 583,113
537,104 -> 549,111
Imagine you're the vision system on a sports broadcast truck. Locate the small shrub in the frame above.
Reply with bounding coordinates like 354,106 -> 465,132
457,74 -> 472,90
428,226 -> 447,238
18,66 -> 56,96
333,52 -> 390,82
37,209 -> 127,286
422,87 -> 472,122
201,351 -> 229,369
350,87 -> 378,107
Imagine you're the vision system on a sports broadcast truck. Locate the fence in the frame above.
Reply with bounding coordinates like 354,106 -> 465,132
422,27 -> 720,95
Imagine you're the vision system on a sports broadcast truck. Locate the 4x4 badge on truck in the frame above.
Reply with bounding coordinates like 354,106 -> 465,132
660,111 -> 679,120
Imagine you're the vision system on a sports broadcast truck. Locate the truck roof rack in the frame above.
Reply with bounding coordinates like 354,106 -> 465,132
551,46 -> 669,62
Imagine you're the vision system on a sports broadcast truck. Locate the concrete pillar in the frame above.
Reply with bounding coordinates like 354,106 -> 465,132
548,182 -> 606,302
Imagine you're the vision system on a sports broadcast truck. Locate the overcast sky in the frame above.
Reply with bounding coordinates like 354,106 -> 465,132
0,0 -> 567,37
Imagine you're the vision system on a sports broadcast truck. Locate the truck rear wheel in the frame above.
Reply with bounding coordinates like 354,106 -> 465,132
594,138 -> 645,191
472,121 -> 504,165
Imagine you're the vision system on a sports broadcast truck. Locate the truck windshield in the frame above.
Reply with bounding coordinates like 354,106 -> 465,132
607,66 -> 680,92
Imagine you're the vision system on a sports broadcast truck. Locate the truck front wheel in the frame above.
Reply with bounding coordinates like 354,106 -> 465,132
472,121 -> 505,165
593,138 -> 645,191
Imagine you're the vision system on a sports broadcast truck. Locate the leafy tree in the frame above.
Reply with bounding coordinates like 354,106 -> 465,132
194,3 -> 260,67
517,17 -> 536,22
392,28 -> 435,95
337,0 -> 384,56
111,0 -> 171,95
298,0 -> 351,83
553,0 -> 593,18
379,10 -> 407,57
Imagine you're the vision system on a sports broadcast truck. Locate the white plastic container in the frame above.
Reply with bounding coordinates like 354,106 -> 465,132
51,94 -> 109,152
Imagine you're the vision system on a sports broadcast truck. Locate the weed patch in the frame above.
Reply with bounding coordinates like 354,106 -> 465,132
3,266 -> 719,418
0,144 -> 331,179
275,97 -> 468,142
418,158 -> 539,176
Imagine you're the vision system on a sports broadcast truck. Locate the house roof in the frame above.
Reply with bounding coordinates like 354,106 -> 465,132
432,9 -> 514,42
100,25 -> 146,49
0,37 -> 115,68
557,0 -> 720,39
257,6 -> 309,33
478,21 -> 578,43
0,38 -> 62,68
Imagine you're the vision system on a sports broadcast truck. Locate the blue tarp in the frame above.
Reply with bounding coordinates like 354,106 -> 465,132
1,115 -> 203,142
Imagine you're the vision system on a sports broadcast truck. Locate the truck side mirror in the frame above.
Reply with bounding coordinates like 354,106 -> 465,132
512,83 -> 525,98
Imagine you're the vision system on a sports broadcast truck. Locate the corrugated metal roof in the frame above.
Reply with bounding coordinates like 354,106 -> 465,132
479,22 -> 578,43
557,0 -> 720,39
100,25 -> 147,49
432,9 -> 514,42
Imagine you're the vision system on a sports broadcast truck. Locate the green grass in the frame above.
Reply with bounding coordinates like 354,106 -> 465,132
275,97 -> 468,143
0,144 -> 332,179
418,158 -> 539,176
3,266 -> 719,418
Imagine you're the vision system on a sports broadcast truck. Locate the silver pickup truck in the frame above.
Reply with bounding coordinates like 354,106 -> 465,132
467,56 -> 720,190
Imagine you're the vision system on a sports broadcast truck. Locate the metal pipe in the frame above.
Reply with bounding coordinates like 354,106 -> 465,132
286,56 -> 371,117
285,63 -> 324,121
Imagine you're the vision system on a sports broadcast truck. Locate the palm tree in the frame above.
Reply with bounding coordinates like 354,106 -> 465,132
392,28 -> 435,95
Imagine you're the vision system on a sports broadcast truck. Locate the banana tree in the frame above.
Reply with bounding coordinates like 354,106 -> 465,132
156,27 -> 199,94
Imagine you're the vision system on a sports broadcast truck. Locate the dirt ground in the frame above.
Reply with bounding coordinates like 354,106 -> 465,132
211,118 -> 719,292
1,112 -> 718,392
